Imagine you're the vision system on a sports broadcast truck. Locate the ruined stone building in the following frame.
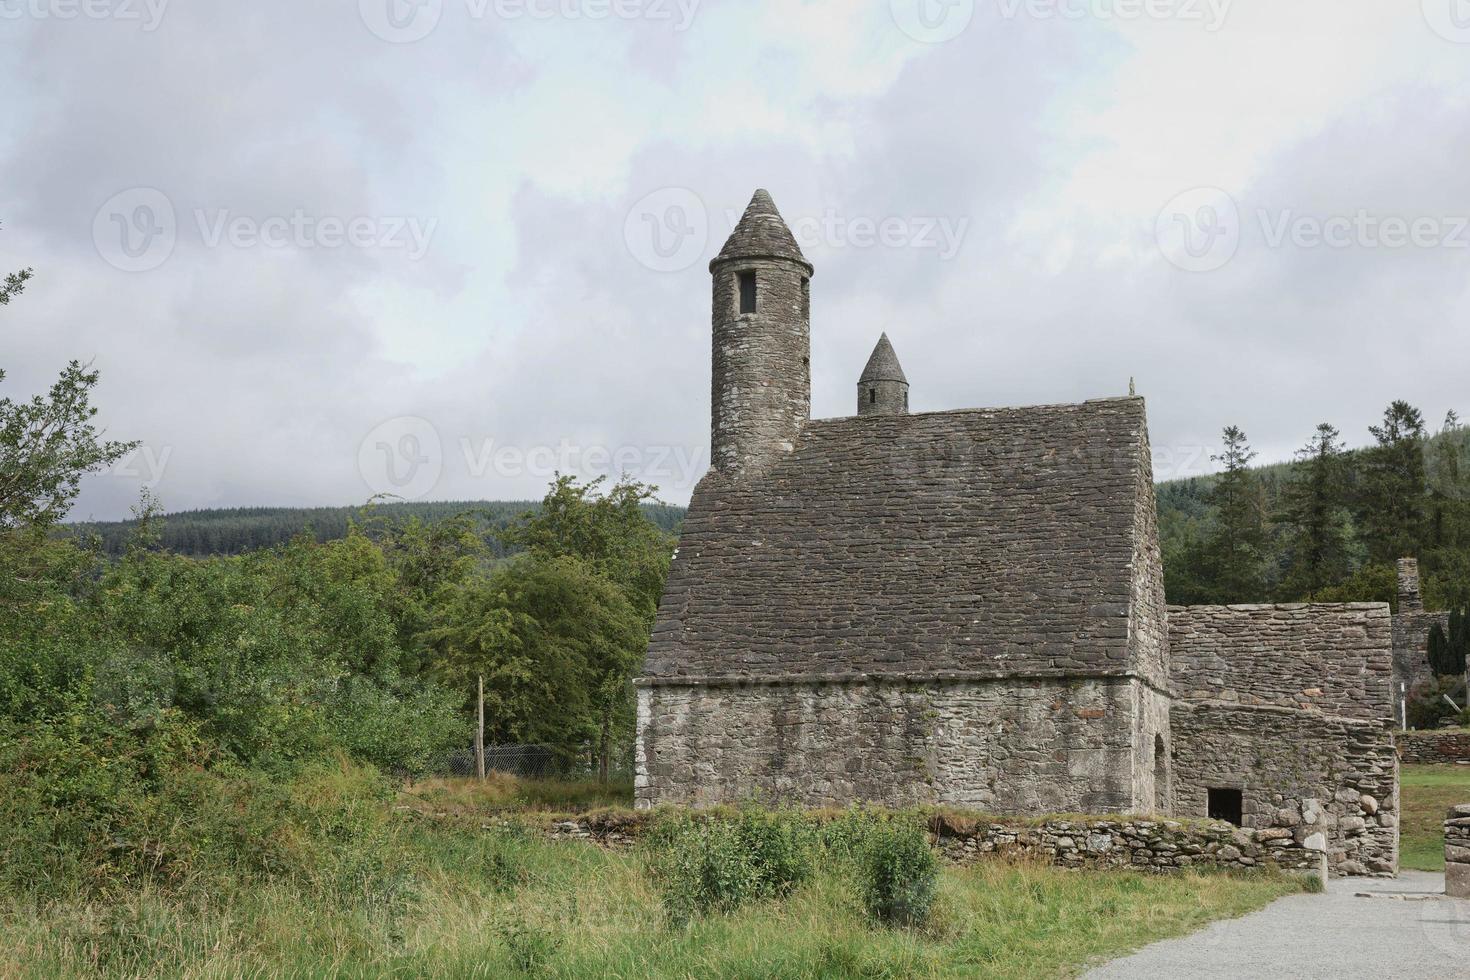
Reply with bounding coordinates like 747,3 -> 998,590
634,190 -> 1399,875
1391,557 -> 1450,704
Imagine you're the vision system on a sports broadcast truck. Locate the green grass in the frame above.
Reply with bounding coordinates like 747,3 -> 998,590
0,823 -> 1303,979
1400,763 -> 1470,872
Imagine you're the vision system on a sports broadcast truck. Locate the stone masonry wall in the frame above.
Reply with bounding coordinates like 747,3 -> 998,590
1128,425 -> 1170,691
1172,703 -> 1398,876
635,677 -> 1153,814
1395,729 -> 1470,765
930,813 -> 1325,878
1392,609 -> 1450,706
709,255 -> 811,479
1447,805 -> 1470,898
1169,603 -> 1393,721
543,810 -> 1327,881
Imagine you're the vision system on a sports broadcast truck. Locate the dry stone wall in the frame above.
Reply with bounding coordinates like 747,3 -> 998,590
1172,703 -> 1398,876
540,811 -> 1327,881
1447,805 -> 1470,898
1395,729 -> 1470,765
930,813 -> 1325,878
635,677 -> 1156,814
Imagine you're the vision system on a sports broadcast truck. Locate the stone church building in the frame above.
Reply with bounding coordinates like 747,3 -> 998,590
635,190 -> 1399,875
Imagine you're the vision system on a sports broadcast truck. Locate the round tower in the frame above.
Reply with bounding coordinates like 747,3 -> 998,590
709,189 -> 814,478
857,332 -> 909,416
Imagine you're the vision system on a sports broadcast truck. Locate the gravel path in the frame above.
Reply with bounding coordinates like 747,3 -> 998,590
1086,871 -> 1470,979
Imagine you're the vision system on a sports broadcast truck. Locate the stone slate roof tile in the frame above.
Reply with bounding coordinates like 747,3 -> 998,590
711,189 -> 812,271
644,396 -> 1150,680
859,333 -> 908,384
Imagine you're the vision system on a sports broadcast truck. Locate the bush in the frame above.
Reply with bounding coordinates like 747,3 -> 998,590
647,809 -> 817,925
1407,676 -> 1468,730
857,819 -> 938,928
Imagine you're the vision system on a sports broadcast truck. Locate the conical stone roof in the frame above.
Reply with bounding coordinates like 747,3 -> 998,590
859,332 -> 908,384
711,189 -> 812,273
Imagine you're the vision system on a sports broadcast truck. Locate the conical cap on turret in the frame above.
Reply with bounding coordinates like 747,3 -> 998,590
711,189 -> 812,272
859,333 -> 908,384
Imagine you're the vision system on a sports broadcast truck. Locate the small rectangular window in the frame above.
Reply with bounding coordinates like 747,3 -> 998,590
738,272 -> 757,313
1207,787 -> 1243,826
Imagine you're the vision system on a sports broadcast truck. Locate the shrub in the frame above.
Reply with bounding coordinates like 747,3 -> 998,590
733,808 -> 817,899
647,809 -> 817,925
857,819 -> 938,928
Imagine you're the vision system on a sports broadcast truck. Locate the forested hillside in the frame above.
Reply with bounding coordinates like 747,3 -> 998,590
66,399 -> 1470,614
69,499 -> 686,557
1156,404 -> 1470,609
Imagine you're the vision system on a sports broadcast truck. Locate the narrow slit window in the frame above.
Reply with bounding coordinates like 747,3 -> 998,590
1207,788 -> 1243,826
870,389 -> 877,404
738,271 -> 757,313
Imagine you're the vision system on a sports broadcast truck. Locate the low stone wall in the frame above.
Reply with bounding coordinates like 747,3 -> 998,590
1396,729 -> 1470,765
929,813 -> 1325,878
540,810 -> 1327,881
1448,805 -> 1470,899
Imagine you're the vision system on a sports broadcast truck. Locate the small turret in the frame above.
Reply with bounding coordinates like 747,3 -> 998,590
857,333 -> 909,417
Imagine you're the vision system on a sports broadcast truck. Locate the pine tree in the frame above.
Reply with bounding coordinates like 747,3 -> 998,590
1278,423 -> 1351,598
1428,608 -> 1469,683
1360,400 -> 1427,563
1207,426 -> 1268,602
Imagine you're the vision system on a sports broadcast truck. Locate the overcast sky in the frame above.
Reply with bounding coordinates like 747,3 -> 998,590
4,0 -> 1469,520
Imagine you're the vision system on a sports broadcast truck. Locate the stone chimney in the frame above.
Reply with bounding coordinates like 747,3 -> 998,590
1397,558 -> 1424,613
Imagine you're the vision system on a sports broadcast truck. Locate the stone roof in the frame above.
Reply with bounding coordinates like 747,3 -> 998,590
644,396 -> 1152,681
711,189 -> 812,273
1168,603 -> 1393,722
859,333 -> 907,384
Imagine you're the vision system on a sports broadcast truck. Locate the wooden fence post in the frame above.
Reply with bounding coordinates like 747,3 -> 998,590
476,675 -> 486,780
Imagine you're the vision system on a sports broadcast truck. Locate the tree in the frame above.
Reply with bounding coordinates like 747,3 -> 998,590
1,219 -> 31,307
501,474 -> 673,616
0,362 -> 140,530
1277,423 -> 1351,598
424,476 -> 675,779
1360,400 -> 1427,563
1428,609 -> 1470,701
1206,426 -> 1268,602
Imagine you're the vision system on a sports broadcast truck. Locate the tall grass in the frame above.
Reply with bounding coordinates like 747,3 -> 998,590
0,813 -> 1304,979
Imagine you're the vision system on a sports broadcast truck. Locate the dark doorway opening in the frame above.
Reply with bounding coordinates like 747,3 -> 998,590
1207,787 -> 1243,826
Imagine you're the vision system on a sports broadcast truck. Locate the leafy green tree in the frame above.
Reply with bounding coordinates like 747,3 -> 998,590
425,476 -> 673,777
1360,400 -> 1427,563
1,218 -> 31,306
1206,426 -> 1268,602
501,474 -> 673,616
0,361 -> 139,530
1277,423 -> 1351,598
